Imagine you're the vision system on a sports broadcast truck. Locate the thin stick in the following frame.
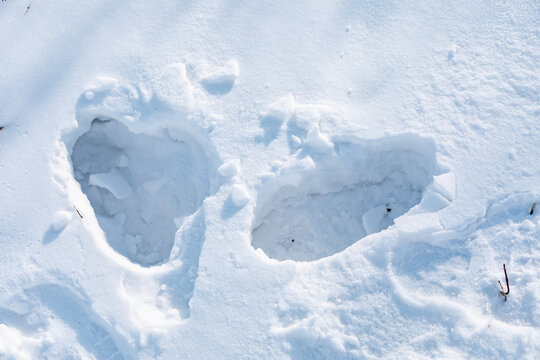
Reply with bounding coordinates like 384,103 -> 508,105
531,202 -> 536,215
498,281 -> 505,293
499,264 -> 509,301
73,204 -> 83,219
503,264 -> 509,295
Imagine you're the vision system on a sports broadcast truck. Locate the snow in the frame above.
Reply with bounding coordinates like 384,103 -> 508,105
252,134 -> 442,261
362,205 -> 388,236
197,60 -> 240,95
218,159 -> 241,178
89,170 -> 133,200
230,184 -> 251,208
0,0 -> 539,359
69,116 -> 217,266
51,210 -> 73,232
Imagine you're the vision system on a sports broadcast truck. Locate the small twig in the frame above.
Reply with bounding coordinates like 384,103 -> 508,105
498,281 -> 505,295
499,264 -> 509,301
531,202 -> 536,215
73,204 -> 83,219
24,4 -> 30,16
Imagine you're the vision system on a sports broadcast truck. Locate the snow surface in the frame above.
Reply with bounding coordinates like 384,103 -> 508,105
0,0 -> 539,359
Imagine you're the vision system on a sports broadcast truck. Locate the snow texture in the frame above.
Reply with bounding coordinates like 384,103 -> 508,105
0,0 -> 539,359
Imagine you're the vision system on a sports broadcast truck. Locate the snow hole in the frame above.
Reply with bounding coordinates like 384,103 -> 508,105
251,135 -> 440,261
71,118 -> 216,266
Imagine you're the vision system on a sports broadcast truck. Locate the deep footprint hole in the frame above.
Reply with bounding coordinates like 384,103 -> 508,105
251,135 -> 440,261
71,118 -> 217,266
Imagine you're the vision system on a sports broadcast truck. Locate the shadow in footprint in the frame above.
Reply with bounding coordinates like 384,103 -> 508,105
255,115 -> 283,146
162,209 -> 206,318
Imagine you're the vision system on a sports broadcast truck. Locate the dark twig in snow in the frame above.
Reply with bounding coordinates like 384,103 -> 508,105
73,205 -> 83,219
531,202 -> 536,215
498,264 -> 509,301
24,4 -> 30,16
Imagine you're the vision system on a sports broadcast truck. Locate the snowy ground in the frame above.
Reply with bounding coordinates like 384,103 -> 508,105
0,0 -> 539,359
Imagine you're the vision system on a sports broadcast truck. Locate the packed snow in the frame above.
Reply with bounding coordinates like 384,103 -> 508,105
0,0 -> 538,359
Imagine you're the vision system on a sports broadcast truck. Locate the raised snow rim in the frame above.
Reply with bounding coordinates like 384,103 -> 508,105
56,83 -> 222,273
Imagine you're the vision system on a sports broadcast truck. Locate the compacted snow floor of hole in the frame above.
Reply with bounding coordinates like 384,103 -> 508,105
71,119 -> 213,266
251,138 -> 438,261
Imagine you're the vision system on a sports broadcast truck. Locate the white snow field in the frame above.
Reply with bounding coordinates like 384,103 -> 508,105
0,0 -> 539,359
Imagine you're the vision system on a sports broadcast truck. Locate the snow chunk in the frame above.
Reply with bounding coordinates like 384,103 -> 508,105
305,126 -> 334,153
281,155 -> 316,174
394,213 -> 443,236
89,169 -> 133,199
410,171 -> 455,214
142,178 -> 169,194
362,205 -> 388,235
52,210 -> 73,231
416,191 -> 450,213
262,93 -> 295,124
432,172 -> 456,201
290,134 -> 302,147
84,91 -> 95,100
231,184 -> 250,207
218,159 -> 241,178
199,60 -> 239,94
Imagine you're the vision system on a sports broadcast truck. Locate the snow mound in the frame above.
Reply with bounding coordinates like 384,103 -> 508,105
71,118 -> 217,266
251,134 -> 445,261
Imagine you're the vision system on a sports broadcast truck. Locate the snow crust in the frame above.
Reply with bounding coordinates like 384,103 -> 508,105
0,0 -> 539,359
